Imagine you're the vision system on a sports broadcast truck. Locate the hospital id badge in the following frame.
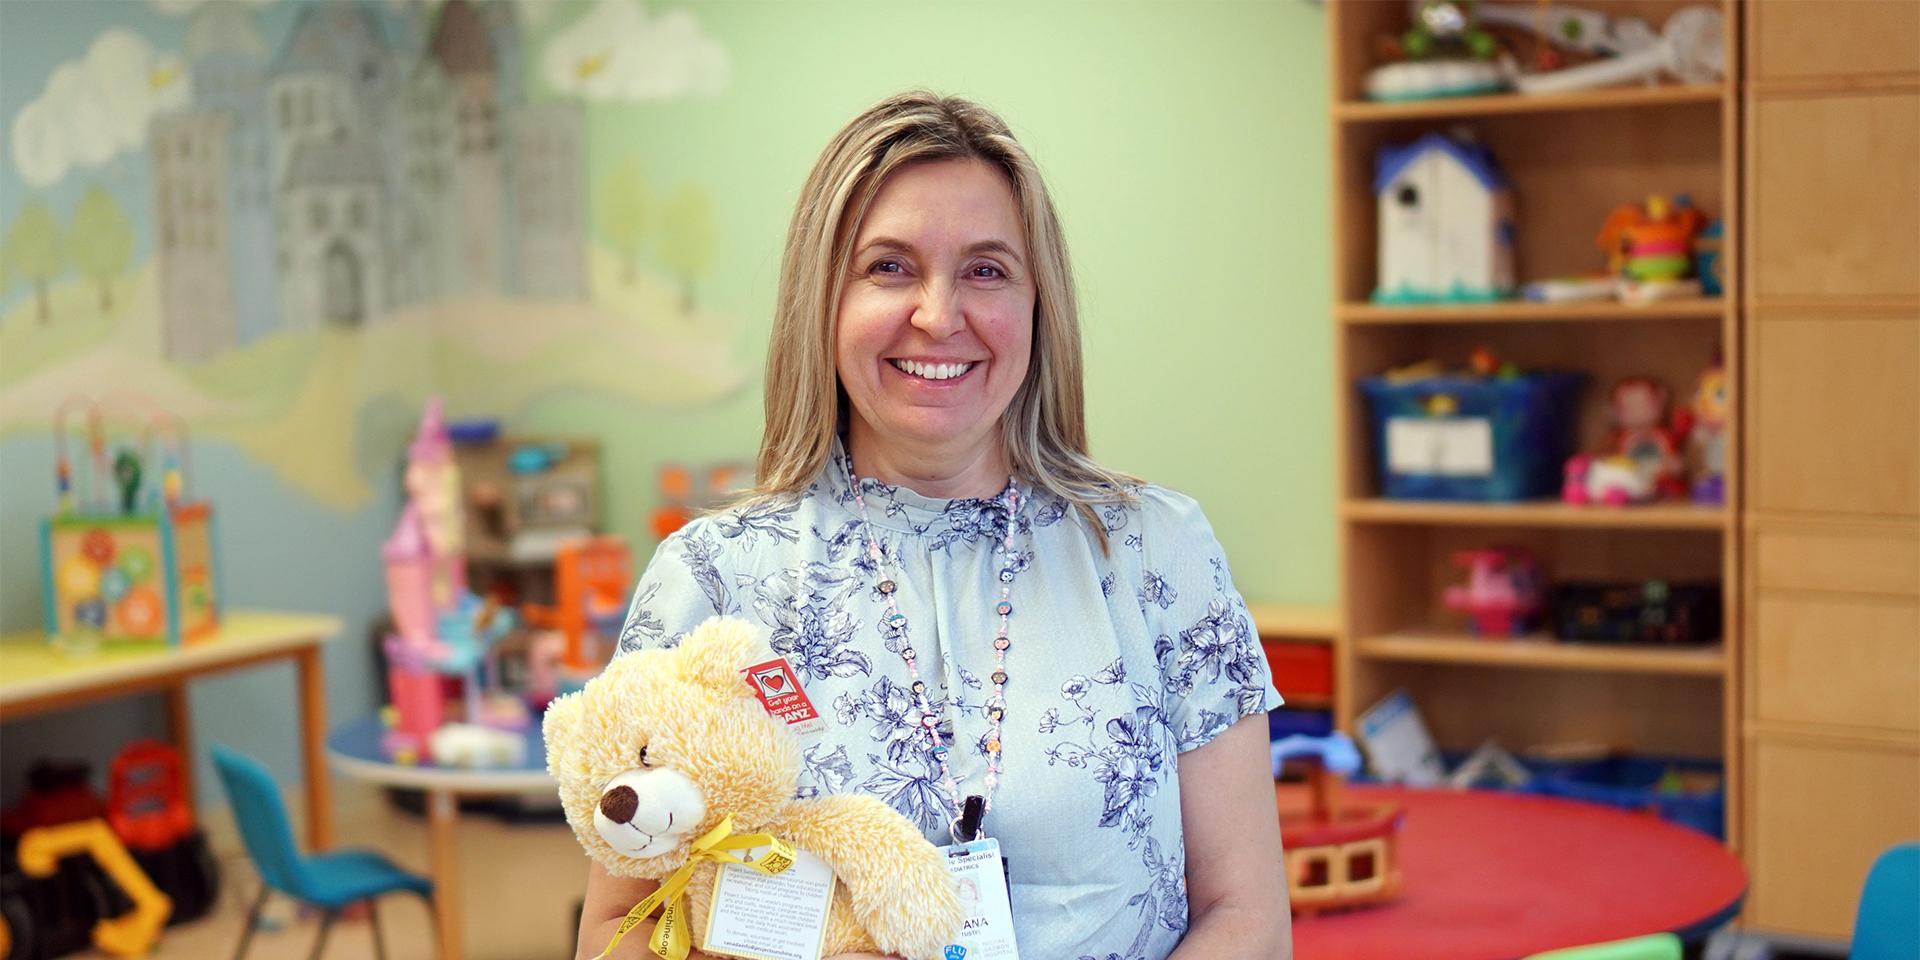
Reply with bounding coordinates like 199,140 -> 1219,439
937,838 -> 1019,960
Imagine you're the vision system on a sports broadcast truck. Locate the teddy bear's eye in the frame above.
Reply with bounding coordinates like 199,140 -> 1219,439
638,745 -> 651,767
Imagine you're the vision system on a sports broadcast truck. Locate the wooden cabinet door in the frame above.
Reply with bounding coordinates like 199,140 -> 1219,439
1750,92 -> 1920,301
1751,0 -> 1920,84
1750,316 -> 1920,518
1749,737 -> 1920,938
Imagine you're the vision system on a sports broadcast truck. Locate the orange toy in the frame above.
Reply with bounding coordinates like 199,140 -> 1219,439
522,536 -> 632,672
1597,194 -> 1707,283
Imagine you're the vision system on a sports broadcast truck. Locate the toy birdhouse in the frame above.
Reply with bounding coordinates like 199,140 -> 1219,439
1374,132 -> 1516,304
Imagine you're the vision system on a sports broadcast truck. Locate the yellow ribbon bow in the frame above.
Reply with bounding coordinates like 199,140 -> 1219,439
594,815 -> 798,960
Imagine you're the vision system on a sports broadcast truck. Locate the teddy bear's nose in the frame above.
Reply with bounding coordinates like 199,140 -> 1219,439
599,784 -> 639,825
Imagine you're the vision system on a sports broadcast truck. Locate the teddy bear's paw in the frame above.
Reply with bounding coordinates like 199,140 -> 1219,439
853,858 -> 965,960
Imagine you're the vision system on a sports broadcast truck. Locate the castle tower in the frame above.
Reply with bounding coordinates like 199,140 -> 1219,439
428,0 -> 506,295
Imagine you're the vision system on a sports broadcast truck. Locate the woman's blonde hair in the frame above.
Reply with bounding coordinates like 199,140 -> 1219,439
752,90 -> 1137,538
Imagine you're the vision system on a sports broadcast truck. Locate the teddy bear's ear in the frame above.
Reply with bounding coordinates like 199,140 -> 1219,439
540,689 -> 584,769
676,616 -> 759,698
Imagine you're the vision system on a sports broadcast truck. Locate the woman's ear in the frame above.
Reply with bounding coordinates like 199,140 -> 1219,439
675,616 -> 758,698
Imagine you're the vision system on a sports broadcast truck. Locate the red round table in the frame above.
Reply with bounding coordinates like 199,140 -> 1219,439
1282,785 -> 1747,960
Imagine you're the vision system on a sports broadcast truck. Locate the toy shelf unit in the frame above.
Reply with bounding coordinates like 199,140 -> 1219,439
1326,0 -> 1742,842
40,397 -> 221,648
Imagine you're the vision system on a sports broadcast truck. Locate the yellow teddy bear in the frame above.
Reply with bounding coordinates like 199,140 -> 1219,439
544,615 -> 964,960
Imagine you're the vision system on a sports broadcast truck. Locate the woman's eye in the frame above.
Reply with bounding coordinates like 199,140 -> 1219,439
971,263 -> 1007,280
869,259 -> 905,275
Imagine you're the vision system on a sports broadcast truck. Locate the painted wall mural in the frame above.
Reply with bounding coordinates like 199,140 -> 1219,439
0,0 -> 744,509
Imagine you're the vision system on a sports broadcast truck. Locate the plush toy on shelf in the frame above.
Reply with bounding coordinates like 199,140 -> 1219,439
1563,377 -> 1686,506
1443,547 -> 1543,637
543,616 -> 964,960
40,396 -> 219,649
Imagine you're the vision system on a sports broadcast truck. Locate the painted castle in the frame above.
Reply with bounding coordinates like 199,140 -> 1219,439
151,0 -> 587,362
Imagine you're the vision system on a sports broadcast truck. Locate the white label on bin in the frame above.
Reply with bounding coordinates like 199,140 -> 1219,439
1386,417 -> 1493,477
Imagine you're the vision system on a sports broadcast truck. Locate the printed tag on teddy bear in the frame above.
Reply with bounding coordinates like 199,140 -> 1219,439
702,846 -> 836,960
939,838 -> 1020,960
740,657 -> 825,736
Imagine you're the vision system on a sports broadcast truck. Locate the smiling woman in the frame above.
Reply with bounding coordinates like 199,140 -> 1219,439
576,91 -> 1293,960
836,158 -> 1035,498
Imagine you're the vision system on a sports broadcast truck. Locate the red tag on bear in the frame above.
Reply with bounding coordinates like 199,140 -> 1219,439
741,658 -> 824,735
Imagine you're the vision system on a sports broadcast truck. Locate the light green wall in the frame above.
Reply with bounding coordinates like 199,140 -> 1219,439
515,0 -> 1336,604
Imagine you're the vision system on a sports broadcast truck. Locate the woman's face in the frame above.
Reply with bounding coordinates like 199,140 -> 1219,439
835,158 -> 1035,461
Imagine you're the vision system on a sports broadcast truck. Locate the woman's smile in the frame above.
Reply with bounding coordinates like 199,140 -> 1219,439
886,357 -> 983,385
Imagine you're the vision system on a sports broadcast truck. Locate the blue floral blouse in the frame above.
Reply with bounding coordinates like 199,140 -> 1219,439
615,441 -> 1281,960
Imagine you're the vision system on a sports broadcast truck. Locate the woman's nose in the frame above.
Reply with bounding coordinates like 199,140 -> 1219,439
910,282 -> 965,339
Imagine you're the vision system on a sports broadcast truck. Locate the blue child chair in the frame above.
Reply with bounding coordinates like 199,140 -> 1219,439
211,744 -> 433,960
1852,842 -> 1920,960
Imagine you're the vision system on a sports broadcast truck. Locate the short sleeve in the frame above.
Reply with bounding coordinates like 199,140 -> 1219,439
1138,488 -> 1283,753
615,521 -> 735,655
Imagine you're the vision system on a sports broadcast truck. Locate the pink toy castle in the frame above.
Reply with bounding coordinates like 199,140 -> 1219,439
380,400 -> 520,764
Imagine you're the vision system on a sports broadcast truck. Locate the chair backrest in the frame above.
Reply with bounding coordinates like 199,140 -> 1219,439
1853,842 -> 1920,960
209,744 -> 307,896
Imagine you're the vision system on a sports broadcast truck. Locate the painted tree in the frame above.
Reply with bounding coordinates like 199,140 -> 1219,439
659,183 -> 715,312
600,155 -> 649,286
70,186 -> 134,313
3,199 -> 64,324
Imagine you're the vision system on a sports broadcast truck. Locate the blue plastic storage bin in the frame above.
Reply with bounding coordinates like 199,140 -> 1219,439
1267,708 -> 1334,740
1523,755 -> 1724,840
1359,372 -> 1586,501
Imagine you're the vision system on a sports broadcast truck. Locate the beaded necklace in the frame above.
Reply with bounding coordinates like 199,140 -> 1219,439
843,456 -> 1022,843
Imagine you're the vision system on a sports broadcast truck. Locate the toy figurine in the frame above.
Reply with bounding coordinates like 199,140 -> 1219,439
1443,547 -> 1542,636
1564,378 -> 1684,506
1676,360 -> 1728,503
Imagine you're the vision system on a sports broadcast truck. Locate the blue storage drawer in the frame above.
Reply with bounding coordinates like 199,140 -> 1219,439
1359,372 -> 1586,501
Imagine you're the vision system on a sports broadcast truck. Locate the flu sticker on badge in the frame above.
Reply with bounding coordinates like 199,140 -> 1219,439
741,657 -> 824,735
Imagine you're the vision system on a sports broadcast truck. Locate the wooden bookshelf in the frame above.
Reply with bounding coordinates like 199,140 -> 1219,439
1325,0 -> 1744,844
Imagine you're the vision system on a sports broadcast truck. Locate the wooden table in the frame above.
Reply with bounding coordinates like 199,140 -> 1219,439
326,715 -> 554,960
0,611 -> 344,852
1282,784 -> 1748,959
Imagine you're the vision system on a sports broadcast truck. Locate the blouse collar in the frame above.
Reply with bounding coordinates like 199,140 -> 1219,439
822,434 -> 1023,541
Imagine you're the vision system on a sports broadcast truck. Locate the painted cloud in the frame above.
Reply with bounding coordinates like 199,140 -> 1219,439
542,0 -> 728,101
11,29 -> 191,189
